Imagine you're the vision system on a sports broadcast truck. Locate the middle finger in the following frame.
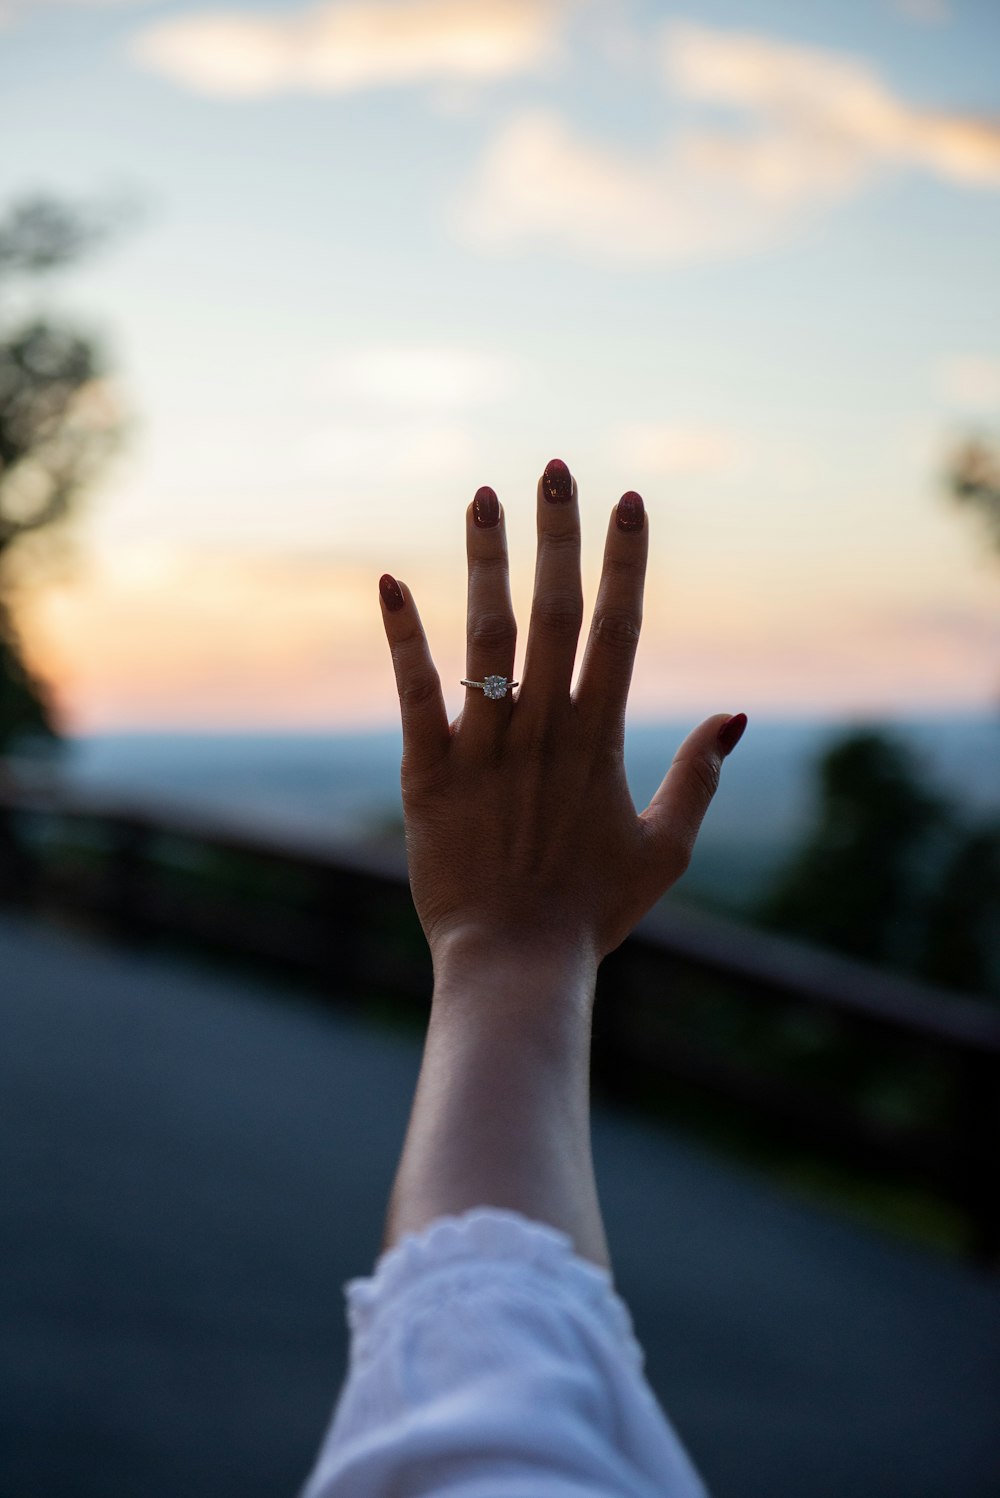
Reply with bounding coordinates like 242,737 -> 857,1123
518,458 -> 583,706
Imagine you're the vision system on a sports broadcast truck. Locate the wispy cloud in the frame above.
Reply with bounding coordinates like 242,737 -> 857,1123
613,423 -> 744,476
0,0 -> 150,24
298,419 -> 475,484
456,106 -> 807,264
459,24 -> 1000,265
938,354 -> 1000,412
313,345 -> 519,411
877,602 -> 1000,655
888,0 -> 950,25
26,545 -> 395,730
665,23 -> 1000,189
456,108 -> 764,264
129,0 -> 566,98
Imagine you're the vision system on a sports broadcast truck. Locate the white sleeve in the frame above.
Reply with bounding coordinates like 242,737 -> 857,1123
299,1208 -> 709,1498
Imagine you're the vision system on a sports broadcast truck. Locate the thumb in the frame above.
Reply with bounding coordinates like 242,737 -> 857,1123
640,712 -> 747,881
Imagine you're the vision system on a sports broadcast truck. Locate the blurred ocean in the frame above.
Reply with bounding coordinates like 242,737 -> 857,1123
48,712 -> 1000,913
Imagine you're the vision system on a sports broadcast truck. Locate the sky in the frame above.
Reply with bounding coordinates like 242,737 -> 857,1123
1,0 -> 999,732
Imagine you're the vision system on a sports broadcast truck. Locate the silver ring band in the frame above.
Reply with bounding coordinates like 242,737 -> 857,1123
461,675 -> 518,700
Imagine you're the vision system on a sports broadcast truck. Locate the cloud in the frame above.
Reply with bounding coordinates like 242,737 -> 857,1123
129,0 -> 566,98
296,346 -> 518,492
939,355 -> 1000,411
889,0 -> 950,24
313,345 -> 519,411
879,603 -> 1000,654
458,105 -> 844,263
27,544 -> 396,731
457,109 -> 778,264
613,423 -> 743,476
299,419 -> 475,483
458,24 -> 1000,264
0,0 -> 148,23
664,23 -> 1000,188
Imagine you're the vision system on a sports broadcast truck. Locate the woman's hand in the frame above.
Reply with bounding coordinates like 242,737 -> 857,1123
378,459 -> 746,978
379,459 -> 746,1255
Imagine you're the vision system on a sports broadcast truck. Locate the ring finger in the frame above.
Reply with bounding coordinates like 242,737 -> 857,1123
463,484 -> 517,734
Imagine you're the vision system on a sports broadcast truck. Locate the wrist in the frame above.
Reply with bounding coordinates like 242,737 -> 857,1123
429,928 -> 598,1024
431,924 -> 599,984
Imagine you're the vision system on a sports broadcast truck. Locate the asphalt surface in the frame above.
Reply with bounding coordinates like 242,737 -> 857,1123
2,911 -> 998,1498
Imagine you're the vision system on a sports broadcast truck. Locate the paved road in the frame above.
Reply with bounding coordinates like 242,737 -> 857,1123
2,912 -> 998,1498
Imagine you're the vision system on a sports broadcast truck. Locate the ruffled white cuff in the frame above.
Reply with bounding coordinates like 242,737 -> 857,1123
346,1207 -> 645,1373
301,1208 -> 709,1498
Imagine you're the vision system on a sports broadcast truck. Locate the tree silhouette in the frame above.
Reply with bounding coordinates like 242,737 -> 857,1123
920,820 -> 1000,996
937,426 -> 1000,993
757,730 -> 946,967
757,727 -> 999,998
0,194 -> 124,750
949,437 -> 1000,554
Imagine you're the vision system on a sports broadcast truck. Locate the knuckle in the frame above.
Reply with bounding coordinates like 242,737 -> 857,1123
602,553 -> 641,579
402,755 -> 449,803
665,835 -> 693,879
471,551 -> 508,575
642,819 -> 693,884
688,752 -> 721,802
399,673 -> 441,711
593,609 -> 641,651
390,622 -> 428,661
521,723 -> 556,764
469,611 -> 516,654
541,527 -> 580,555
533,592 -> 583,638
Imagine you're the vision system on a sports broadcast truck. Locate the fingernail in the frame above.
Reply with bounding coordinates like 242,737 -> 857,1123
616,491 -> 644,532
717,712 -> 747,757
473,485 -> 500,528
379,573 -> 404,612
542,458 -> 573,504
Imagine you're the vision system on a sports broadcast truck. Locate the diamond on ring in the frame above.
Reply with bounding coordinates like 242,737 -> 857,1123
461,675 -> 519,698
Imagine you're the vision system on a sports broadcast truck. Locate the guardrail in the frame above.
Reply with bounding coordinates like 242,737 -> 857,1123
2,776 -> 998,1268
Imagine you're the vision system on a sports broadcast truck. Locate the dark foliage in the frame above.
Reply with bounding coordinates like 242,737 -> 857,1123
0,598 -> 57,747
950,437 -> 1000,552
921,820 -> 1000,994
757,730 -> 946,965
0,320 -> 117,553
0,194 -> 123,751
0,195 -> 109,275
757,728 -> 999,998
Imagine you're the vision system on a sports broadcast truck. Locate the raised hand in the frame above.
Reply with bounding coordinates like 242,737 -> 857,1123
378,459 -> 746,977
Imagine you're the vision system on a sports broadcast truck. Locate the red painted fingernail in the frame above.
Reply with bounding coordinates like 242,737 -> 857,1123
542,458 -> 572,503
473,485 -> 500,528
616,491 -> 644,532
379,573 -> 404,612
717,712 -> 747,757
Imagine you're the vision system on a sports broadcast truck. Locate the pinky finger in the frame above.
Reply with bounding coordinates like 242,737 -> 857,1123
378,574 -> 450,768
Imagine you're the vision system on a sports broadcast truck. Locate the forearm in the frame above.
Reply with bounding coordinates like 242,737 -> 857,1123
383,941 -> 610,1268
375,465 -> 741,1280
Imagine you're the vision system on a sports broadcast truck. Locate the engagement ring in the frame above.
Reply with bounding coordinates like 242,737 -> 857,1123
460,675 -> 518,700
